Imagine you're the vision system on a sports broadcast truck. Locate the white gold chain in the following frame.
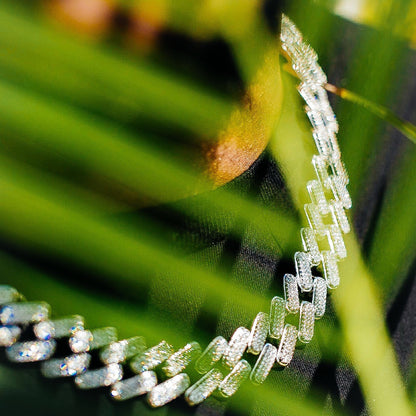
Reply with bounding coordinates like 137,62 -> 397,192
0,15 -> 351,408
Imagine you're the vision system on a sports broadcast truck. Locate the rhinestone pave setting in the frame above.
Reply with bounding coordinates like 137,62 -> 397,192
0,15 -> 351,408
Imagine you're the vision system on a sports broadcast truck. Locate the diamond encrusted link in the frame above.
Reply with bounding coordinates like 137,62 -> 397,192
276,324 -> 298,366
100,336 -> 146,365
283,274 -> 300,314
307,109 -> 327,130
130,340 -> 174,373
269,296 -> 286,339
312,277 -> 327,319
322,250 -> 340,289
298,84 -> 329,112
307,179 -> 330,215
330,157 -> 349,185
218,359 -> 251,398
328,224 -> 347,260
301,227 -> 321,266
69,329 -> 92,353
6,340 -> 56,363
328,175 -> 352,209
298,301 -> 315,343
162,341 -> 201,377
313,124 -> 339,156
312,154 -> 330,188
312,126 -> 333,157
111,371 -> 157,401
324,129 -> 341,158
0,302 -> 50,325
330,200 -> 351,234
41,353 -> 91,377
222,327 -> 250,369
295,251 -> 313,292
307,108 -> 338,136
250,343 -> 277,385
294,58 -> 327,89
195,336 -> 228,374
281,14 -> 303,43
69,327 -> 117,354
304,203 -> 326,237
281,19 -> 328,90
75,363 -> 123,389
185,368 -> 223,405
148,373 -> 190,407
0,325 -> 21,347
0,286 -> 22,305
34,315 -> 84,341
247,312 -> 269,355
323,106 -> 338,134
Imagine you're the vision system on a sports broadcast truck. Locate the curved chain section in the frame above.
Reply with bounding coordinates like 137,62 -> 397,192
0,15 -> 351,408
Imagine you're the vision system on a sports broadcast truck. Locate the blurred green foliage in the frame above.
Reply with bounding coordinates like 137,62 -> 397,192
0,1 -> 415,415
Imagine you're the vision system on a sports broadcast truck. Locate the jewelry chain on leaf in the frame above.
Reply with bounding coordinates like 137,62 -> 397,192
0,15 -> 351,408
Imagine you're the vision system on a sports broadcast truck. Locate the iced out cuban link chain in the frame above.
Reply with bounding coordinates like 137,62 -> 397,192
0,15 -> 351,408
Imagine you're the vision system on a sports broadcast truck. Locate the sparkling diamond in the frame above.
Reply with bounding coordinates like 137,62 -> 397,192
101,340 -> 127,364
307,109 -> 327,130
307,179 -> 329,215
195,336 -> 228,374
281,14 -> 303,44
330,200 -> 351,234
75,363 -> 123,389
69,329 -> 93,353
269,296 -> 286,339
185,368 -> 223,406
312,154 -> 331,189
250,343 -> 277,385
41,353 -> 91,378
283,274 -> 300,314
276,324 -> 298,366
324,130 -> 341,158
301,227 -> 321,266
0,325 -> 21,347
102,336 -> 146,364
322,250 -> 340,289
289,46 -> 327,88
6,340 -> 56,363
328,224 -> 347,259
328,175 -> 352,209
313,127 -> 338,159
222,327 -> 250,370
64,353 -> 91,376
218,359 -> 251,397
130,340 -> 174,373
247,312 -> 269,355
312,277 -> 327,319
35,315 -> 84,340
34,321 -> 55,341
304,203 -> 327,237
147,373 -> 190,407
298,301 -> 315,343
162,341 -> 201,377
0,302 -> 50,325
295,251 -> 313,292
298,84 -> 329,112
312,127 -> 333,158
329,157 -> 349,185
42,353 -> 91,377
111,371 -> 157,401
